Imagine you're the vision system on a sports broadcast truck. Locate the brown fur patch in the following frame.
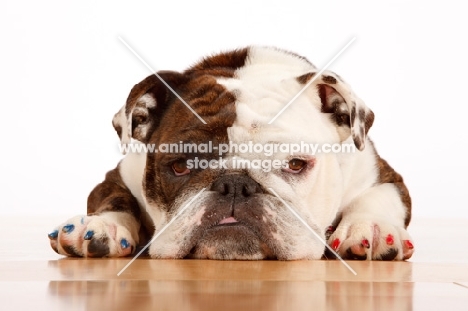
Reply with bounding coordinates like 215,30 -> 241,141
87,169 -> 139,215
350,105 -> 356,125
143,76 -> 238,209
87,167 -> 153,244
376,156 -> 412,227
296,72 -> 316,84
186,48 -> 249,76
352,135 -> 362,149
137,49 -> 249,211
322,75 -> 337,84
364,110 -> 375,134
357,108 -> 374,135
358,108 -> 366,122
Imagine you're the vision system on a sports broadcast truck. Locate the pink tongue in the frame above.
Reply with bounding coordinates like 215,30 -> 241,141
218,217 -> 238,225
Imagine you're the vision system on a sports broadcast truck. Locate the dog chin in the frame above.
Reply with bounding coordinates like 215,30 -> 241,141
184,224 -> 276,260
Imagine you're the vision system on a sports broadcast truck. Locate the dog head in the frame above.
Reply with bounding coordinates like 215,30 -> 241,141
112,46 -> 374,260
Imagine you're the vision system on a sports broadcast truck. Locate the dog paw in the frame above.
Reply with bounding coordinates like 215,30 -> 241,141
47,213 -> 137,257
326,220 -> 414,261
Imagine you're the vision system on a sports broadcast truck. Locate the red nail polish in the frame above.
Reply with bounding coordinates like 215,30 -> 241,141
405,240 -> 414,249
362,239 -> 370,248
386,234 -> 394,245
332,238 -> 340,250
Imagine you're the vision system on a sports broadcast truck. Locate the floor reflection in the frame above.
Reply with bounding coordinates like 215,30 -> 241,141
47,279 -> 414,310
47,259 -> 414,311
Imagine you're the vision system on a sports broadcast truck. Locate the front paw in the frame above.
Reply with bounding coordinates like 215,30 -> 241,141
48,214 -> 137,257
326,219 -> 414,261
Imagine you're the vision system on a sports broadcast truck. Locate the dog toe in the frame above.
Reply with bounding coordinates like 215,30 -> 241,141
48,229 -> 60,254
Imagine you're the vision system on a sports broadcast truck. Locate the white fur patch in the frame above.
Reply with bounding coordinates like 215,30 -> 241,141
119,147 -> 156,231
139,93 -> 157,108
113,106 -> 132,147
119,145 -> 146,207
217,47 -> 388,258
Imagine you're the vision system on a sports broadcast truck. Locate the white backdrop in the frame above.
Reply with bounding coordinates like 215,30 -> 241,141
1,1 -> 467,219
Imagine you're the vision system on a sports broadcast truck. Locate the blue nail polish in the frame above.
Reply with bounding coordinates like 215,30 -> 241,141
120,238 -> 130,249
48,230 -> 59,239
83,230 -> 94,240
62,224 -> 75,233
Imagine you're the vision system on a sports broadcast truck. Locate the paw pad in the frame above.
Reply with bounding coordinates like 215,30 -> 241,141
380,248 -> 398,261
346,246 -> 367,260
88,237 -> 110,257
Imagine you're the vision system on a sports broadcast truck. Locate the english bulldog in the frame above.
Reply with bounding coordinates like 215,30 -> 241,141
48,46 -> 414,261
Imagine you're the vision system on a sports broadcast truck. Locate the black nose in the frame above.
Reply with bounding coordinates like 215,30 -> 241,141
211,174 -> 263,197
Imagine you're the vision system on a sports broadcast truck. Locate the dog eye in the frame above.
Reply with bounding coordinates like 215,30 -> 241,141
172,160 -> 190,176
287,159 -> 306,173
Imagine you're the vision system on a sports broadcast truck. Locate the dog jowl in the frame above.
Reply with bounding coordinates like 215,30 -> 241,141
48,46 -> 414,261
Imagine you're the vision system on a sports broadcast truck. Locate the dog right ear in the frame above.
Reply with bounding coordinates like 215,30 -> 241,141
112,72 -> 185,152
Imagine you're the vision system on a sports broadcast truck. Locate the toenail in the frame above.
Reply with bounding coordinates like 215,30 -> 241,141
331,238 -> 340,250
405,240 -> 414,249
84,230 -> 94,240
386,234 -> 394,245
120,238 -> 130,249
62,224 -> 75,233
362,239 -> 370,248
48,230 -> 59,240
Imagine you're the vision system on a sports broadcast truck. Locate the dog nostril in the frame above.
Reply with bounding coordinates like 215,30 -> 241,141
211,174 -> 262,197
242,185 -> 249,197
222,183 -> 229,195
242,184 -> 256,197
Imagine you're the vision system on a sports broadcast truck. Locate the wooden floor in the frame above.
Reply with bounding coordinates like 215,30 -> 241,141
1,216 -> 467,310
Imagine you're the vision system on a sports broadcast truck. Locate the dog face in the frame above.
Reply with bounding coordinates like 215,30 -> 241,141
112,47 -> 374,260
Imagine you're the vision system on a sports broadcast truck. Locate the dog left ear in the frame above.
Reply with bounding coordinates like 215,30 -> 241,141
298,70 -> 374,151
112,72 -> 185,153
